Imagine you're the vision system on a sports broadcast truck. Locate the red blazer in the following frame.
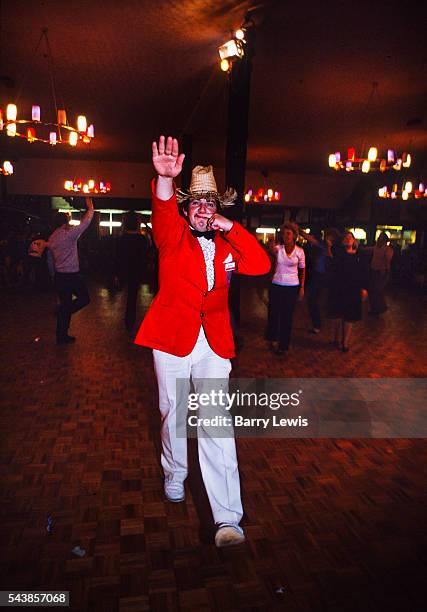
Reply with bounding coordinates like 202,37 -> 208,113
134,183 -> 271,358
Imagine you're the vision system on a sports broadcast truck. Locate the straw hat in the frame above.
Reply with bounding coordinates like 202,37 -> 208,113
176,165 -> 236,207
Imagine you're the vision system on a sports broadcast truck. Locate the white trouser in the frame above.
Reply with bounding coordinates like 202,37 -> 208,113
153,327 -> 243,525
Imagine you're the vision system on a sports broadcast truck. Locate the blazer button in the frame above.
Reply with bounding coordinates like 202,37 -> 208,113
200,312 -> 204,318
203,292 -> 208,297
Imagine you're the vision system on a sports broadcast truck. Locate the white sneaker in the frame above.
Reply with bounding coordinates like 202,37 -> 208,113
215,523 -> 246,547
164,480 -> 185,503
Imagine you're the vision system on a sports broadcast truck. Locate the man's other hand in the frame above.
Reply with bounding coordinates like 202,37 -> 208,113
205,213 -> 233,232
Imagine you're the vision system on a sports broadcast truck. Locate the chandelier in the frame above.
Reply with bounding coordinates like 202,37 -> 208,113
1,161 -> 13,176
328,82 -> 411,174
0,28 -> 94,147
64,179 -> 111,194
328,147 -> 411,173
244,188 -> 281,203
378,180 -> 426,201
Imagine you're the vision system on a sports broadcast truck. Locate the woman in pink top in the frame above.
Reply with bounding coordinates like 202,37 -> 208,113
266,222 -> 305,355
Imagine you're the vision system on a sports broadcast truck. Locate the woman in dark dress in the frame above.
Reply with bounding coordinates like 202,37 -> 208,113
327,231 -> 368,352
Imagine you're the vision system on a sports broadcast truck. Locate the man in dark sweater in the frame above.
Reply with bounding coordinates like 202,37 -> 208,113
115,212 -> 149,332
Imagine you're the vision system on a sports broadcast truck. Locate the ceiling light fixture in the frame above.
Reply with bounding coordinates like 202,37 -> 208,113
0,28 -> 94,147
328,82 -> 411,173
328,148 -> 411,173
378,180 -> 426,200
218,27 -> 247,72
244,187 -> 281,203
1,160 -> 13,175
64,179 -> 111,194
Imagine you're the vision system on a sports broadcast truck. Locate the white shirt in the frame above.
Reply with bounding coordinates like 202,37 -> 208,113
272,244 -> 305,286
197,236 -> 216,291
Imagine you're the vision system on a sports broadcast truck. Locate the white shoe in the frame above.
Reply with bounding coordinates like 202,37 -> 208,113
215,523 -> 246,547
164,480 -> 185,503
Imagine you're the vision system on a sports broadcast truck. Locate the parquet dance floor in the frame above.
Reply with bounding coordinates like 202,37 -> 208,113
1,278 -> 426,611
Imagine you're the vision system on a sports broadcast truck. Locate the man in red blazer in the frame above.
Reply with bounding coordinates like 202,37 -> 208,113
135,136 -> 270,547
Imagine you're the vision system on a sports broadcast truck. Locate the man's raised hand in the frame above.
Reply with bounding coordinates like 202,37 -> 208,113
152,136 -> 185,178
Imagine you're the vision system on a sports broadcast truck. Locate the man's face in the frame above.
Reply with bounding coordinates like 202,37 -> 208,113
185,198 -> 218,232
343,232 -> 355,248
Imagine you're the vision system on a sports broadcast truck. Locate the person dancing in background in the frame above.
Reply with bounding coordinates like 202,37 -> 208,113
266,222 -> 305,355
27,231 -> 50,291
47,197 -> 94,345
114,212 -> 150,333
298,227 -> 340,334
365,231 -> 394,315
326,230 -> 368,352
